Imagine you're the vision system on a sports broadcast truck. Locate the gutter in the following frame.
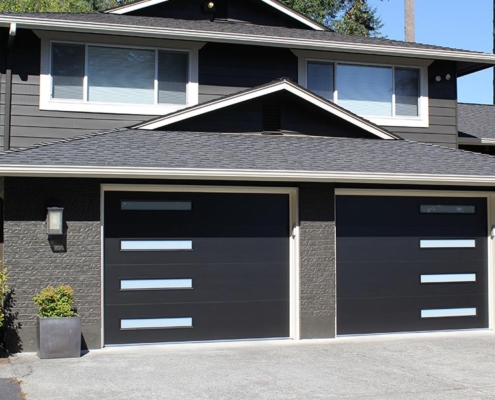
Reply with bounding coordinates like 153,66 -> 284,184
1,165 -> 495,187
0,17 -> 494,64
3,22 -> 16,151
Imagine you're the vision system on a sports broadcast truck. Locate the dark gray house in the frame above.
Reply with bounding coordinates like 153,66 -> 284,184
1,0 -> 495,351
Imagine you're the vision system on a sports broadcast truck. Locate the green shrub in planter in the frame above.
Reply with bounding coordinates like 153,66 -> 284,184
33,285 -> 76,318
33,285 -> 80,359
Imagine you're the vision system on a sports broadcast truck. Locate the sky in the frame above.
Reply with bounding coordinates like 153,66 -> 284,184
368,0 -> 493,104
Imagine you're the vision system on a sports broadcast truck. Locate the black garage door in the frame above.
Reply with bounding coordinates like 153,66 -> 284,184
337,195 -> 488,335
104,191 -> 290,345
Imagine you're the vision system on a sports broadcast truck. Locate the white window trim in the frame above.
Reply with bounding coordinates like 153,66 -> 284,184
39,35 -> 202,115
296,54 -> 429,128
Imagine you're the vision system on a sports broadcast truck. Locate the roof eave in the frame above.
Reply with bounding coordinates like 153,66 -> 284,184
1,16 -> 494,65
1,165 -> 495,187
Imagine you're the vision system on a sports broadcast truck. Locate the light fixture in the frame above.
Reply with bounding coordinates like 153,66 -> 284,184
207,1 -> 215,9
47,207 -> 64,235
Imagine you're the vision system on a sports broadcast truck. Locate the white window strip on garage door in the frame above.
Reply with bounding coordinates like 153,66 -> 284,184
419,239 -> 476,249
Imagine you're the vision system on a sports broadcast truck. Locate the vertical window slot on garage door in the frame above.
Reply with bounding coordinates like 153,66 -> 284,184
420,273 -> 477,284
421,308 -> 477,318
120,317 -> 193,330
121,201 -> 192,211
120,279 -> 193,290
419,239 -> 476,249
120,240 -> 193,251
420,205 -> 476,214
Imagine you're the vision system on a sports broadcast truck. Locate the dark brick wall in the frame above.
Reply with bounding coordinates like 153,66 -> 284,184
299,183 -> 336,339
4,177 -> 101,351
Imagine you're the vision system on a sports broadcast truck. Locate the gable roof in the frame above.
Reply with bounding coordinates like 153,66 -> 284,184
133,79 -> 398,140
1,14 -> 495,71
104,0 -> 327,31
458,103 -> 495,144
2,129 -> 495,186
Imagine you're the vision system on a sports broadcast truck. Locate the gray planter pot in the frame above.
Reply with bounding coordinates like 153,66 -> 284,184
36,316 -> 81,359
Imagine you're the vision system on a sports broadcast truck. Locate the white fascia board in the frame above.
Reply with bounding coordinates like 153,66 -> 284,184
106,0 -> 325,31
2,165 -> 495,187
135,80 -> 396,139
106,0 -> 167,14
260,0 -> 325,30
458,137 -> 495,146
1,16 -> 495,65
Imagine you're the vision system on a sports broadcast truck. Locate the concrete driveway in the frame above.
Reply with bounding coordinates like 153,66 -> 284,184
3,331 -> 495,400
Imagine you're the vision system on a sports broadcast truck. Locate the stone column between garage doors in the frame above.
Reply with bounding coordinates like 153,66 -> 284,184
298,183 -> 336,339
3,177 -> 101,352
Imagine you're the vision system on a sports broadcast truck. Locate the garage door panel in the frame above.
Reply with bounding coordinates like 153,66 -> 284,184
337,195 -> 488,335
105,262 -> 290,305
338,294 -> 488,335
338,237 -> 487,263
338,197 -> 486,227
104,300 -> 290,345
105,238 -> 290,265
338,261 -> 486,298
104,190 -> 290,345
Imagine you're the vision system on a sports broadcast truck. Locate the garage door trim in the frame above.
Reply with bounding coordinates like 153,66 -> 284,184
335,188 -> 495,334
100,184 -> 300,347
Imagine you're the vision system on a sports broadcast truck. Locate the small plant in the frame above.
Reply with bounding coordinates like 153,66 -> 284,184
0,268 -> 8,328
33,285 -> 76,318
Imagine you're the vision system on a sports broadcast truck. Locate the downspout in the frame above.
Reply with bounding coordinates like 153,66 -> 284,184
3,23 -> 16,151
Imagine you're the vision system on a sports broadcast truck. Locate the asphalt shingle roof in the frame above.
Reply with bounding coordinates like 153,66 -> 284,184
458,103 -> 495,140
0,12 -> 486,55
2,129 -> 495,177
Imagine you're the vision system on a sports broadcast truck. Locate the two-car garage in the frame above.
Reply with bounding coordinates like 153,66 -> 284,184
102,187 -> 490,346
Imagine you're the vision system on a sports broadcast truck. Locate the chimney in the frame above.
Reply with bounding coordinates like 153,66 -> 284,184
405,0 -> 415,42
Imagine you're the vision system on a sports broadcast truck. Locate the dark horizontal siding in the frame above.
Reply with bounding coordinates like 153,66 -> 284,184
199,42 -> 298,101
384,61 -> 458,148
2,29 -> 155,150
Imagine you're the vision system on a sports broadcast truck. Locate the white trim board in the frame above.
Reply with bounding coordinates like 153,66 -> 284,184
5,166 -> 495,187
105,0 -> 325,31
133,80 -> 397,140
1,16 -> 494,65
100,184 -> 300,345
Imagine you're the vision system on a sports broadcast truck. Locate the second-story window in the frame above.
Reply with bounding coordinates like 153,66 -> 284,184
51,42 -> 188,106
307,61 -> 421,119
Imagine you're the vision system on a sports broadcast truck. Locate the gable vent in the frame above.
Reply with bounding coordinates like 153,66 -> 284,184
263,103 -> 281,134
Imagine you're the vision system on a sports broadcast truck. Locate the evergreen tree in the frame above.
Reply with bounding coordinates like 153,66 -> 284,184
280,0 -> 384,37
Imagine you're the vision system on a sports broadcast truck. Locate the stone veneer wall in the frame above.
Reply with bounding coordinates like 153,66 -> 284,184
299,183 -> 336,339
4,177 -> 101,351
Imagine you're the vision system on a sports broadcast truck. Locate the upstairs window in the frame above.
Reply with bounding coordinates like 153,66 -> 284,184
306,60 -> 426,127
43,40 -> 197,115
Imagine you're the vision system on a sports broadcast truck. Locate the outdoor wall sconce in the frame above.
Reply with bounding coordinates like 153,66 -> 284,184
435,74 -> 452,82
47,207 -> 64,235
204,1 -> 215,11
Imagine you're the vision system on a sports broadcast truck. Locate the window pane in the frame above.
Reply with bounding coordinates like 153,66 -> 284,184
420,205 -> 475,214
307,62 -> 334,101
158,51 -> 188,105
88,46 -> 155,104
395,68 -> 419,116
52,43 -> 85,100
337,64 -> 393,116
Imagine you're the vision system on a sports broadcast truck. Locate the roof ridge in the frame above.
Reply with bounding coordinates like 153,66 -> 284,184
0,127 -> 128,156
402,137 -> 495,160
